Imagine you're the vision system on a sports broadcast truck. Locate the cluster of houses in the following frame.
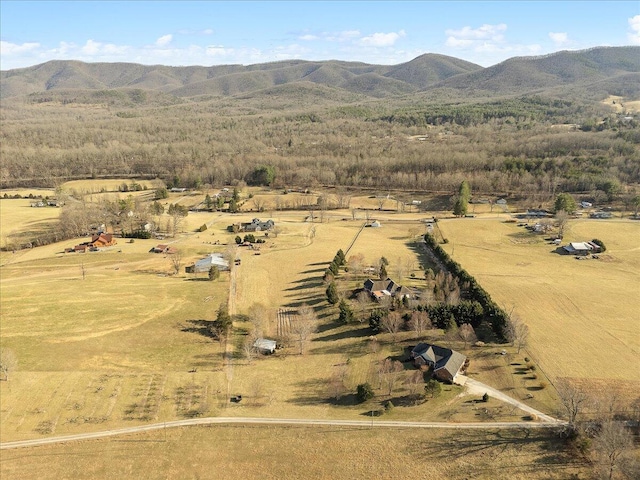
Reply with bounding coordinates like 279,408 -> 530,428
31,199 -> 64,208
227,218 -> 274,233
65,233 -> 117,253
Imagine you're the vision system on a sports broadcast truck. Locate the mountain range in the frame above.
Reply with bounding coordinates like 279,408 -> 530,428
1,46 -> 639,103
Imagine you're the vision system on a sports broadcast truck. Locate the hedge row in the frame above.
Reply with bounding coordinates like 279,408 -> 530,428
423,233 -> 508,341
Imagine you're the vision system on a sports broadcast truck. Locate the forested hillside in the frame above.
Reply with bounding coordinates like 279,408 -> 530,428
1,46 -> 638,199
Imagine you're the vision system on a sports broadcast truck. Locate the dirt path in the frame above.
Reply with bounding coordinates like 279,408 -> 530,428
459,376 -> 561,423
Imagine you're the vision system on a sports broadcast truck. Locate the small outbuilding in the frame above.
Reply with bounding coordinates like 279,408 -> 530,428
253,338 -> 277,354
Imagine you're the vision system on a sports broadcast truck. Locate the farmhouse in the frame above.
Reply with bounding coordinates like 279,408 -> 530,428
243,218 -> 274,232
228,218 -> 275,233
363,277 -> 415,301
89,233 -> 116,247
150,244 -> 177,254
410,343 -> 467,383
185,253 -> 229,274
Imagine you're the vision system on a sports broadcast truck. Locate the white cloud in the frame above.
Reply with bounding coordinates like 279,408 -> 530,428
549,32 -> 569,46
445,24 -> 507,42
155,34 -> 173,47
298,30 -> 361,42
359,30 -> 406,47
629,15 -> 640,45
0,41 -> 41,55
81,40 -> 102,55
202,29 -> 214,35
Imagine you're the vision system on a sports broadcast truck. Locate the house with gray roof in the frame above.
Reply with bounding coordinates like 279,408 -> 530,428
410,343 -> 467,383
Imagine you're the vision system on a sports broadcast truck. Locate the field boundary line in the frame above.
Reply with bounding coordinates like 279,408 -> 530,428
344,222 -> 367,256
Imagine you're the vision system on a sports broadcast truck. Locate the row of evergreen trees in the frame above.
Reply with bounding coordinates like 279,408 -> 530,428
422,233 -> 508,341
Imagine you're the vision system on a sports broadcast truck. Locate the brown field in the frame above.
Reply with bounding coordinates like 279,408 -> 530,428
0,199 -> 61,251
437,217 -> 640,394
0,425 -> 588,480
1,204 -> 562,445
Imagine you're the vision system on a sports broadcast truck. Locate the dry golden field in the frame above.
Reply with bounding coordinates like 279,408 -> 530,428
437,217 -> 640,394
1,202 -> 559,446
0,425 -> 587,480
0,198 -> 61,251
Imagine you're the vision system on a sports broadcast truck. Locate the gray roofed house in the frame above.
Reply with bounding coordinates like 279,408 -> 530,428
410,343 -> 467,383
242,218 -> 275,232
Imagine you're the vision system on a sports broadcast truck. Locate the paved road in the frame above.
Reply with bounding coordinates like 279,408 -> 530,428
0,416 -> 565,450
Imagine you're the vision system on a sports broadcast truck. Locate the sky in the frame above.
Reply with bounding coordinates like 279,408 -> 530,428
1,1 -> 639,70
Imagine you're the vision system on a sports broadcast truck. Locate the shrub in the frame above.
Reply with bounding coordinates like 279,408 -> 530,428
356,383 -> 374,403
198,224 -> 208,232
482,392 -> 489,402
591,238 -> 606,252
384,400 -> 394,413
538,381 -> 548,390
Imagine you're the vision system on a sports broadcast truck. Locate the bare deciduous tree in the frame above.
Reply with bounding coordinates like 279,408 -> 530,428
0,348 -> 18,381
290,304 -> 318,355
355,290 -> 371,322
379,358 -> 404,396
408,310 -> 431,336
252,196 -> 266,212
458,323 -> 477,349
557,381 -> 590,428
506,314 -> 529,354
381,312 -> 403,343
593,420 -> 633,480
347,253 -> 365,277
242,334 -> 258,365
554,210 -> 570,237
405,370 -> 425,404
170,250 -> 183,275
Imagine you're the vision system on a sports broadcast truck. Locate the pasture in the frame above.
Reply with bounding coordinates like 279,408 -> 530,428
437,217 -> 640,393
1,203 -> 555,444
0,425 -> 585,480
0,198 -> 61,252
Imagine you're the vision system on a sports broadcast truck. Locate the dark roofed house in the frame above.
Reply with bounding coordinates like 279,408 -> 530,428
242,218 -> 275,232
363,277 -> 415,301
410,343 -> 467,383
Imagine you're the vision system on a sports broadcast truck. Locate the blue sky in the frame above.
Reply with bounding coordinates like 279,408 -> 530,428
1,1 -> 639,70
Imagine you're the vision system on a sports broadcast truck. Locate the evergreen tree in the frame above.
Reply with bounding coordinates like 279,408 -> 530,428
554,193 -> 577,214
326,281 -> 339,305
338,299 -> 355,324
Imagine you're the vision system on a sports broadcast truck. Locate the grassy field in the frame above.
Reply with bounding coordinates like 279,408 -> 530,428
0,425 -> 588,480
437,217 -> 640,394
1,204 -> 562,444
0,199 -> 61,251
